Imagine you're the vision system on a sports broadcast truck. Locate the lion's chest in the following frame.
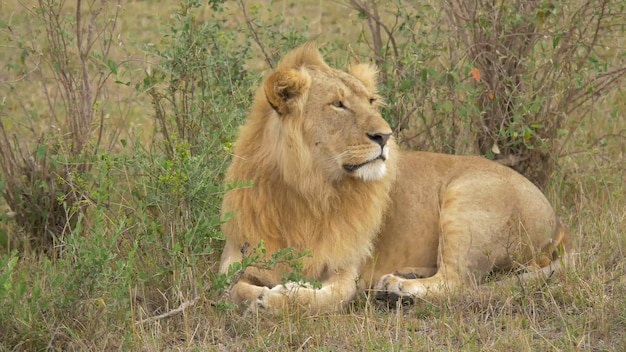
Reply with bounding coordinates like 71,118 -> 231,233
224,173 -> 392,281
274,204 -> 383,278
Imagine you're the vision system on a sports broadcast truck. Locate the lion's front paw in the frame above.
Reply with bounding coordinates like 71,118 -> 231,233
374,274 -> 428,305
245,283 -> 312,315
375,274 -> 406,293
243,286 -> 284,316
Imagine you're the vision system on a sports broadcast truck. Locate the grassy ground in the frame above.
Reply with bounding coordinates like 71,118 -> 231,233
1,1 -> 625,351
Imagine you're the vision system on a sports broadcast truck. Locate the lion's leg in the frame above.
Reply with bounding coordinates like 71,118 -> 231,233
222,241 -> 359,314
374,230 -> 470,298
375,191 -> 505,299
247,267 -> 359,315
376,229 -> 572,300
374,271 -> 462,299
229,279 -> 270,304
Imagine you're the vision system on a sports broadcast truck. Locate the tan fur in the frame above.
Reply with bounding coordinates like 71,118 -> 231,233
220,44 -> 572,313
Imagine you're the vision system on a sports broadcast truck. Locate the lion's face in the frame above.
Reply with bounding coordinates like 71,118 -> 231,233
265,62 -> 394,182
304,70 -> 393,181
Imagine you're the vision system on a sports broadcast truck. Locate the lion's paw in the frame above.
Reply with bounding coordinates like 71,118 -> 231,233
374,274 -> 428,302
243,287 -> 272,316
244,286 -> 288,315
244,282 -> 313,315
375,274 -> 405,293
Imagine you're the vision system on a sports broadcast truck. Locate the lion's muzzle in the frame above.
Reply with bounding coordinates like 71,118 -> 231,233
343,153 -> 387,173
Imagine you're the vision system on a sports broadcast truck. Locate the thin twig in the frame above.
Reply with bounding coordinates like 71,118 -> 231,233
346,0 -> 402,84
135,296 -> 200,325
296,336 -> 313,352
236,0 -> 273,69
224,242 -> 251,297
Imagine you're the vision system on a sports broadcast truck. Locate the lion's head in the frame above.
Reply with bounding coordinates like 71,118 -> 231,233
230,44 -> 396,201
262,45 -> 394,183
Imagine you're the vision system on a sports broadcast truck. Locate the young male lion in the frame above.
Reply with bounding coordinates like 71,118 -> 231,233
219,44 -> 572,313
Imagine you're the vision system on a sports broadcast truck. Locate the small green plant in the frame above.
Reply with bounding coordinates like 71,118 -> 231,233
123,0 -> 258,324
130,0 -> 312,315
213,241 -> 321,295
0,251 -> 18,298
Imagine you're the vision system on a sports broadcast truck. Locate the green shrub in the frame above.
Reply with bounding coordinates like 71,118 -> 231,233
346,0 -> 626,188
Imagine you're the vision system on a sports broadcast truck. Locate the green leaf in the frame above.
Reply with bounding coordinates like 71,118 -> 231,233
485,149 -> 494,160
0,229 -> 7,248
0,252 -> 19,294
35,144 -> 46,161
107,59 -> 118,75
530,122 -> 544,129
439,101 -> 454,113
552,33 -> 563,48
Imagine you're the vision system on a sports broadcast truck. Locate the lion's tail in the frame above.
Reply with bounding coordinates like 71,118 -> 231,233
513,218 -> 574,284
552,217 -> 574,270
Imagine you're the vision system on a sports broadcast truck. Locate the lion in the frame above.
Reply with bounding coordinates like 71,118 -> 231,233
219,44 -> 572,314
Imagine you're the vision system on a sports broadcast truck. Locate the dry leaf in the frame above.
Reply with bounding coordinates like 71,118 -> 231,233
471,67 -> 481,82
491,143 -> 501,155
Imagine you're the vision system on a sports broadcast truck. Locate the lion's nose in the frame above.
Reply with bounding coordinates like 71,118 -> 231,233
367,132 -> 392,147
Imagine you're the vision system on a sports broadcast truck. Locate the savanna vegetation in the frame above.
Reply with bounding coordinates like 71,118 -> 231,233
0,0 -> 624,350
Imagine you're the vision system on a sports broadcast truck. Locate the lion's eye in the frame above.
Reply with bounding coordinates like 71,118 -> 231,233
332,100 -> 347,109
369,98 -> 376,105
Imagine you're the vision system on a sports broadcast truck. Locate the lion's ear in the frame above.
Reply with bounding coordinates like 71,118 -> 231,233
264,69 -> 310,115
349,63 -> 378,93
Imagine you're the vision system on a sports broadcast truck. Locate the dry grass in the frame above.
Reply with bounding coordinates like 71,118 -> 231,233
1,1 -> 625,351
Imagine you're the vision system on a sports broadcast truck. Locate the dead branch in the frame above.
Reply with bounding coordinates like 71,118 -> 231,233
135,296 -> 200,325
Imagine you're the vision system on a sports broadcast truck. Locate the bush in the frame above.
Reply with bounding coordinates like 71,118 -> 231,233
0,0 -> 125,252
346,0 -> 626,188
1,0 -> 310,348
